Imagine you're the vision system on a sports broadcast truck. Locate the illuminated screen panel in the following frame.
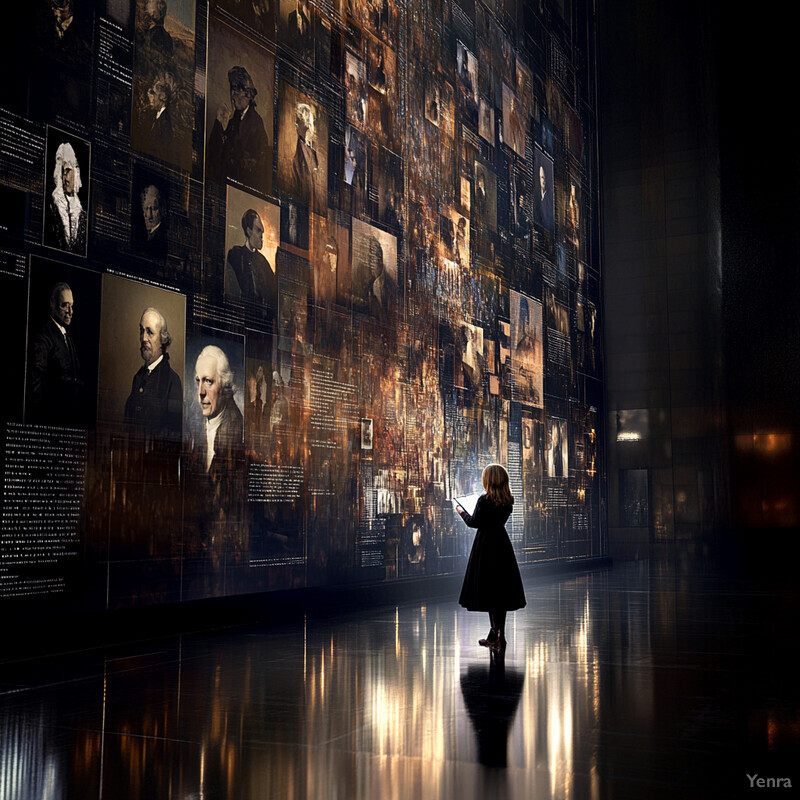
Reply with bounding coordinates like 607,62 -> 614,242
0,0 -> 604,611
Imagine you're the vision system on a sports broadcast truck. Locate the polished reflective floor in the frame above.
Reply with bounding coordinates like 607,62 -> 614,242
1,555 -> 798,799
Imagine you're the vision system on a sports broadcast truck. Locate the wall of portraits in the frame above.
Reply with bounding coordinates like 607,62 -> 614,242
0,0 -> 603,612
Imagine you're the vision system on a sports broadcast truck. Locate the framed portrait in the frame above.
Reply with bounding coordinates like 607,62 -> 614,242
42,127 -> 90,257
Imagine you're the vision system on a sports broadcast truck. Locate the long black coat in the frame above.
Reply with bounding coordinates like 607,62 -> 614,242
458,495 -> 526,612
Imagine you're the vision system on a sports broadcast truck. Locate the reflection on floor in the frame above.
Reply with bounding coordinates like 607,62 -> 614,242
1,556 -> 798,799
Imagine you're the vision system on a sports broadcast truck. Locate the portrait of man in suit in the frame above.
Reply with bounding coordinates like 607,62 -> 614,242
474,160 -> 497,233
285,0 -> 312,60
26,282 -> 84,425
137,181 -> 169,259
534,153 -> 555,232
225,208 -> 278,324
512,293 -> 543,407
141,71 -> 179,162
129,0 -> 195,171
179,338 -> 247,573
193,345 -> 244,479
354,233 -> 397,324
280,202 -> 309,250
141,0 -> 174,60
344,125 -> 366,195
189,343 -> 247,562
291,102 -> 319,211
207,65 -> 271,195
123,306 -> 183,443
277,82 -> 328,215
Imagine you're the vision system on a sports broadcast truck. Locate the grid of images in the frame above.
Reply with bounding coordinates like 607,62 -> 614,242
0,0 -> 603,610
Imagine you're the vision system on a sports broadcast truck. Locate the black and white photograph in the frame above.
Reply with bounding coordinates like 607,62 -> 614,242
131,168 -> 171,261
42,128 -> 90,257
24,257 -> 101,427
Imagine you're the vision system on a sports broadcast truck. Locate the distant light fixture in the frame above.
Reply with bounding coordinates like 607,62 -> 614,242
734,433 -> 792,455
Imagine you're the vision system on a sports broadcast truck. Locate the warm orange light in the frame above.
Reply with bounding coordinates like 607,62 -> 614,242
734,433 -> 792,455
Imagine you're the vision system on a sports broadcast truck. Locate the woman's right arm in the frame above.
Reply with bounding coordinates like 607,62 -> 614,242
459,495 -> 486,529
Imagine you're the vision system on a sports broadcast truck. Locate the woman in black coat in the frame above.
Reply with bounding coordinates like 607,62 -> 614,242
456,464 -> 526,650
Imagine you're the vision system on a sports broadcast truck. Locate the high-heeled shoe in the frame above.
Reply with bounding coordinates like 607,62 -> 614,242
478,628 -> 497,647
490,630 -> 506,652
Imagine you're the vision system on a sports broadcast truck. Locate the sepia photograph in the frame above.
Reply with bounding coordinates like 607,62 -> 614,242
96,274 -> 186,439
224,186 -> 279,324
547,417 -> 568,478
131,0 -> 196,170
424,75 -> 440,128
280,200 -> 310,252
206,16 -> 274,196
280,0 -> 314,62
502,82 -> 526,158
456,40 -> 478,125
213,0 -> 275,40
276,82 -> 329,216
351,218 -> 397,325
478,98 -> 495,145
473,158 -> 497,232
131,166 -> 171,261
456,321 -> 483,392
311,211 -> 350,305
510,290 -> 543,407
345,51 -> 368,129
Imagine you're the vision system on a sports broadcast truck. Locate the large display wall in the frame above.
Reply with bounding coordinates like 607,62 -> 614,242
0,0 -> 603,612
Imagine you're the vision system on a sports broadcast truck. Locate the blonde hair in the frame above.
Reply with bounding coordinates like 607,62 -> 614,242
482,463 -> 514,507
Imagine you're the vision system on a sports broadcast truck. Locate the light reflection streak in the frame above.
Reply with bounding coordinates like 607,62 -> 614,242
0,578 -> 610,799
1,690 -> 76,800
99,662 -> 107,800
